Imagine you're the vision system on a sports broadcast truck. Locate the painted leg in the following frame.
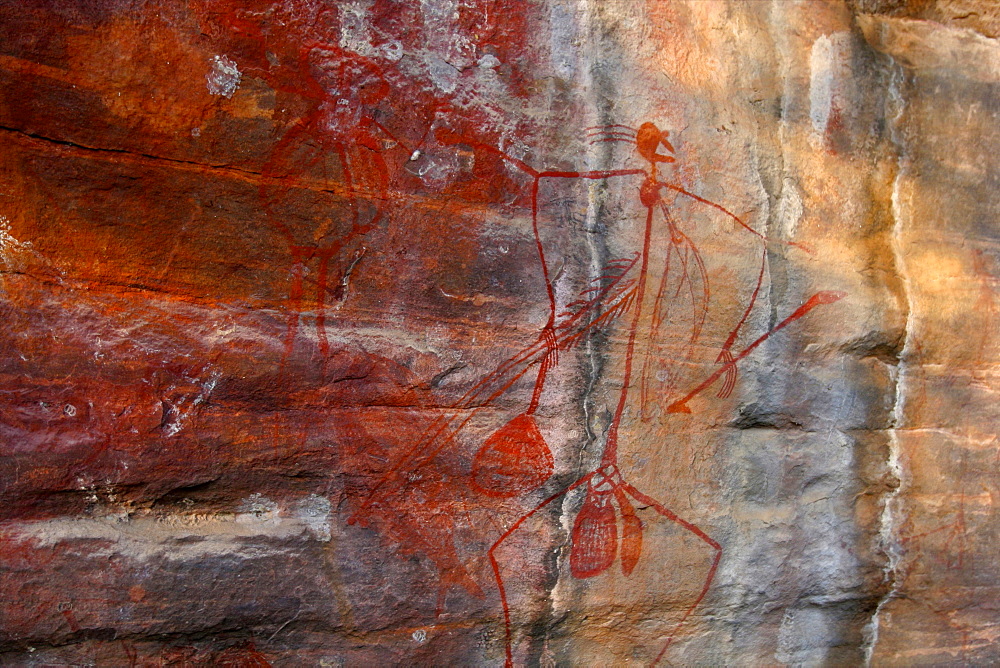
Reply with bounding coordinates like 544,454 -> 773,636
488,473 -> 594,667
281,250 -> 305,372
315,250 -> 330,365
622,483 -> 721,665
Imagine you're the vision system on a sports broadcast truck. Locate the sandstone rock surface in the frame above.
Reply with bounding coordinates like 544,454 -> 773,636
0,1 -> 996,665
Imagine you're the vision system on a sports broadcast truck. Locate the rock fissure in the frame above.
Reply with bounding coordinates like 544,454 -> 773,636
0,124 -> 264,180
862,56 -> 910,666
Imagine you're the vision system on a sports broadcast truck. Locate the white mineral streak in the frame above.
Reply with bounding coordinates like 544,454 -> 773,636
0,214 -> 37,271
162,370 -> 220,437
206,54 -> 242,98
809,32 -> 852,141
809,34 -> 836,137
862,62 -> 910,666
549,0 -> 581,81
775,177 -> 804,240
854,15 -> 1000,662
10,495 -> 334,562
551,0 -> 596,623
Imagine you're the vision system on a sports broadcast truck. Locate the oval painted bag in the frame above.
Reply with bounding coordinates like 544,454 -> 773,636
570,489 -> 618,578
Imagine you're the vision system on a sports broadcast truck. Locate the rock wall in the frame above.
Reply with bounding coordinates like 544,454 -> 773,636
0,1 -> 995,665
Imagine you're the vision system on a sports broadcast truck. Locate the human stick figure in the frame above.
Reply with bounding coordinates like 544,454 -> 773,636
257,41 -> 406,369
352,120 -> 844,664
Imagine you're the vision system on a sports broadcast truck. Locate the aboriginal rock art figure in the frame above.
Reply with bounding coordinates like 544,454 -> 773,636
197,0 -> 532,366
351,119 -> 845,663
204,2 -> 404,364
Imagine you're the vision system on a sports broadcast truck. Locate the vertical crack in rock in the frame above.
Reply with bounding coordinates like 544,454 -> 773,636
530,2 -> 610,661
578,0 -> 615,474
544,1 -> 618,660
770,0 -> 796,326
862,58 -> 909,665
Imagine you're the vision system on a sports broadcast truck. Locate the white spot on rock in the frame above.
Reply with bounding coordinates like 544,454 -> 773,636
810,35 -> 835,136
776,606 -> 838,664
206,55 -> 242,98
296,494 -> 332,542
412,629 -> 427,643
477,54 -> 500,69
381,40 -> 403,62
161,371 -> 219,437
237,493 -> 279,523
427,54 -> 459,94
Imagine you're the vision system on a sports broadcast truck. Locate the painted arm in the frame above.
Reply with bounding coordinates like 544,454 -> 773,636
436,127 -> 644,400
659,181 -> 805,397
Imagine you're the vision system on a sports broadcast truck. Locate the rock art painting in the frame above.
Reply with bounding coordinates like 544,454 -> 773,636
351,118 -> 844,664
2,0 -> 998,666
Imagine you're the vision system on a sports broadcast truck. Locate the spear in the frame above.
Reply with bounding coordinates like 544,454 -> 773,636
666,291 -> 846,413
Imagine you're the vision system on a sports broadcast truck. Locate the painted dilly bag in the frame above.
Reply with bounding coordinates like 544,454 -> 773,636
471,413 -> 555,498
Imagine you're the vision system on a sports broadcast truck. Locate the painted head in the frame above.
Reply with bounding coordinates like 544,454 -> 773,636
635,122 -> 675,165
